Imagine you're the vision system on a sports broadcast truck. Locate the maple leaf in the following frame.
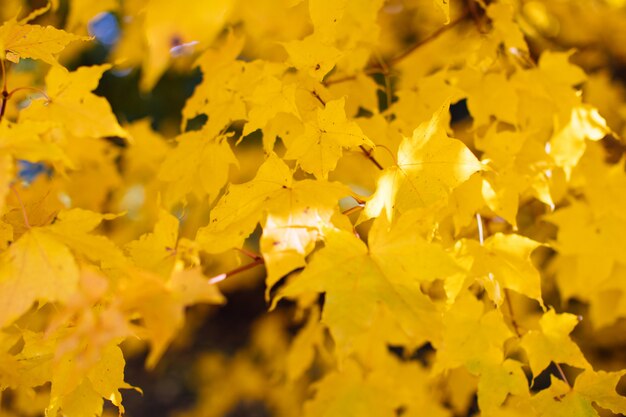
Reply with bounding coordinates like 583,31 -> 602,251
197,153 -> 352,291
460,233 -> 544,306
0,120 -> 71,166
477,359 -> 529,414
140,0 -> 233,90
283,35 -> 343,82
433,294 -> 513,375
48,343 -> 134,417
158,129 -> 238,206
0,18 -> 90,65
0,208 -> 125,327
0,228 -> 79,327
365,103 -> 483,220
20,65 -> 128,139
520,310 -> 590,377
303,361 -> 398,417
125,208 -> 179,277
283,97 -> 373,178
278,212 -> 461,358
530,371 -> 626,417
120,266 -> 224,368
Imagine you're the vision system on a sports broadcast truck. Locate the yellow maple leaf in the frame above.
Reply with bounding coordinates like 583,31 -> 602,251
278,212 -> 460,357
434,294 -> 513,375
283,35 -> 343,82
125,208 -> 179,277
48,343 -> 134,417
158,129 -> 238,206
303,361 -> 397,417
20,64 -> 128,139
45,208 -> 128,269
284,97 -> 373,178
520,310 -> 590,378
461,233 -> 544,306
365,103 -> 483,220
574,369 -> 626,415
0,228 -> 79,327
477,359 -> 529,414
196,153 -> 351,292
0,120 -> 71,166
141,0 -> 233,90
0,18 -> 90,65
120,267 -> 224,368
531,371 -> 626,417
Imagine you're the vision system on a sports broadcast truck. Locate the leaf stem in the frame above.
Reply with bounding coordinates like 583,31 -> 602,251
554,363 -> 571,387
0,59 -> 6,93
504,289 -> 522,337
207,257 -> 265,284
0,60 -> 8,122
359,145 -> 384,170
8,86 -> 50,101
10,184 -> 31,229
342,204 -> 364,216
235,247 -> 263,261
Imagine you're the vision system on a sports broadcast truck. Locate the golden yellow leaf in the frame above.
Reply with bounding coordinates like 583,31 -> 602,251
284,97 -> 373,178
158,130 -> 238,206
0,228 -> 79,327
125,208 -> 179,277
45,208 -> 128,269
365,103 -> 482,220
520,310 -> 590,377
278,212 -> 459,357
461,233 -> 543,305
0,19 -> 90,65
434,294 -> 512,375
20,65 -> 128,139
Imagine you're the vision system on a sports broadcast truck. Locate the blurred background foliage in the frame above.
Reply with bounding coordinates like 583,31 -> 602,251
3,0 -> 626,416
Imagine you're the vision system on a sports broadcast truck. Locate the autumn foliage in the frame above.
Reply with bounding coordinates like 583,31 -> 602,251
2,0 -> 626,416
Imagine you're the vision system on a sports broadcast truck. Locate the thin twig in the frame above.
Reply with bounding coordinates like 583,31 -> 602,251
350,194 -> 366,205
342,204 -> 364,216
554,363 -> 571,387
235,247 -> 263,261
1,60 -> 6,93
207,258 -> 265,284
504,289 -> 522,337
10,184 -> 30,229
8,86 -> 50,101
387,10 -> 471,66
323,67 -> 387,86
311,90 -> 326,106
0,60 -> 8,122
359,145 -> 384,170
